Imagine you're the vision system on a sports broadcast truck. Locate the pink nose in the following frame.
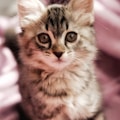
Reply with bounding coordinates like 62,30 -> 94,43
53,52 -> 63,58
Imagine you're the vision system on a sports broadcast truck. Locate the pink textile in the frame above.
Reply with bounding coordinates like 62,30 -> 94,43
0,17 -> 21,120
94,0 -> 120,120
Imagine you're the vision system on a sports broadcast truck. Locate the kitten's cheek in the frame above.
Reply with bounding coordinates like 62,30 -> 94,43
63,53 -> 74,61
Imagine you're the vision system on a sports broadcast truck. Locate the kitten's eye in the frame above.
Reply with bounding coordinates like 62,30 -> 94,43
65,32 -> 77,43
37,33 -> 50,44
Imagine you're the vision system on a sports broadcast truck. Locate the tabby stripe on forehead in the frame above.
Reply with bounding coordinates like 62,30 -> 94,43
46,7 -> 68,37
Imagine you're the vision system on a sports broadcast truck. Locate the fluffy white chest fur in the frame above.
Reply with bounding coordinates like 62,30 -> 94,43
19,64 -> 102,120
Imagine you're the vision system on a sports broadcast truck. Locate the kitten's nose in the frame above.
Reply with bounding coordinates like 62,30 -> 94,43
53,52 -> 63,58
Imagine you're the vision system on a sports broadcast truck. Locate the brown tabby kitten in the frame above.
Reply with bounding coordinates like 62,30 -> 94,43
18,0 -> 104,120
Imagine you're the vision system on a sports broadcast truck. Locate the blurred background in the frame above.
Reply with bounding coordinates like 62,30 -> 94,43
0,0 -> 17,17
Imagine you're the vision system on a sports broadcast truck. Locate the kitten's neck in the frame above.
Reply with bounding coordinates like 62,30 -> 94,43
34,63 -> 91,96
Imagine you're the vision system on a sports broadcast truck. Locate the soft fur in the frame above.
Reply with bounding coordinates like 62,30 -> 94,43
18,0 -> 104,120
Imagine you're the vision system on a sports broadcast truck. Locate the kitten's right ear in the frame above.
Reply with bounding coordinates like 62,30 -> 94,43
67,0 -> 94,25
67,0 -> 93,13
18,0 -> 46,27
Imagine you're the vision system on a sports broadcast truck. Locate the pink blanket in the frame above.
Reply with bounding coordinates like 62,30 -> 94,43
94,0 -> 120,120
0,17 -> 21,120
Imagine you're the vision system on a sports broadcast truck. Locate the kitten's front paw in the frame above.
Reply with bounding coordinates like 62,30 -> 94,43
93,112 -> 105,120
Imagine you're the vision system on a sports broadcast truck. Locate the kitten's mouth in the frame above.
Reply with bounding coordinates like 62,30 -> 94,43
48,58 -> 72,70
55,58 -> 65,63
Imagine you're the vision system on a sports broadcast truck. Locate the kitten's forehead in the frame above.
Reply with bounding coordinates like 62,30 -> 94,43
45,5 -> 68,38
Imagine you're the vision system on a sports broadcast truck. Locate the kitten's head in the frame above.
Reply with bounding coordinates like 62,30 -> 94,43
18,0 -> 96,71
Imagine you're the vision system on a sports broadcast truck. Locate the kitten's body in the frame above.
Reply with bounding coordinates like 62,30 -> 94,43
18,0 -> 104,120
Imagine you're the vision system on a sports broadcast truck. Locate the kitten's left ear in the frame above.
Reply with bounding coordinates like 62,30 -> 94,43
18,0 -> 46,27
67,0 -> 94,25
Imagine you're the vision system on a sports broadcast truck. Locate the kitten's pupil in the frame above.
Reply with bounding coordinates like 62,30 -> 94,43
66,32 -> 77,43
37,33 -> 50,44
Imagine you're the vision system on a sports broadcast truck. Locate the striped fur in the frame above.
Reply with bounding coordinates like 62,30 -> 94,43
46,6 -> 68,37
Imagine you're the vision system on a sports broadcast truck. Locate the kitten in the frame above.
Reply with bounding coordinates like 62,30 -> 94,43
18,0 -> 104,120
